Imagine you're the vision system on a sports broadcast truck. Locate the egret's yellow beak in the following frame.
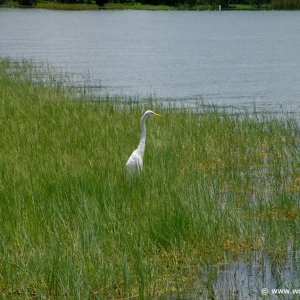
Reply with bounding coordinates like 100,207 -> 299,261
153,112 -> 162,118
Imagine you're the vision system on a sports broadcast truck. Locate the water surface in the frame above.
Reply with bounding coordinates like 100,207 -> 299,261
1,8 -> 300,112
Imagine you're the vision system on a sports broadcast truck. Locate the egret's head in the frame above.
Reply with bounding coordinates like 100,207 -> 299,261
143,110 -> 162,119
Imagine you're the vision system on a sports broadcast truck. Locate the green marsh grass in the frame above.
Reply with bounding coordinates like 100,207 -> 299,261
271,0 -> 300,9
36,2 -> 98,10
1,58 -> 300,298
35,1 -> 173,10
103,2 -> 174,10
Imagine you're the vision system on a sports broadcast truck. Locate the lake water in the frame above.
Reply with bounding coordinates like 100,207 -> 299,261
200,242 -> 300,299
1,8 -> 300,112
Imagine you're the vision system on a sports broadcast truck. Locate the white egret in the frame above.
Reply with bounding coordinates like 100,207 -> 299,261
126,110 -> 162,176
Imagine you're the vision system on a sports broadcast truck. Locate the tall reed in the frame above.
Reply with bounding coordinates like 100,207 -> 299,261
271,0 -> 300,9
0,58 -> 299,298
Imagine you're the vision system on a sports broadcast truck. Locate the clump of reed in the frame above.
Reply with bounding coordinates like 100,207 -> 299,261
0,58 -> 299,298
103,2 -> 174,9
36,2 -> 98,9
271,0 -> 300,9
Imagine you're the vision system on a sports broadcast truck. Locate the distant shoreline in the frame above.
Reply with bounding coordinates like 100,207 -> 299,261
0,2 -> 280,11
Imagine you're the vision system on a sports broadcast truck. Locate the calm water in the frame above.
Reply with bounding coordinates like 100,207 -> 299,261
1,8 -> 300,112
197,243 -> 300,299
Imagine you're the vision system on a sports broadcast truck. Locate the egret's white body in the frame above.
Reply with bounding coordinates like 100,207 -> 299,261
126,110 -> 162,176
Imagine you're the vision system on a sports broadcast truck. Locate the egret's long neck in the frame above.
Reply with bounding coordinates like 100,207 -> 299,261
137,116 -> 147,158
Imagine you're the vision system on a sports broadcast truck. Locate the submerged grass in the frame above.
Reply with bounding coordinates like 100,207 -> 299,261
0,58 -> 300,298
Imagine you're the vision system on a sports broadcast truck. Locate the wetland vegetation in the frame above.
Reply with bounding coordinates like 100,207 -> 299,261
0,58 -> 300,298
1,0 -> 300,10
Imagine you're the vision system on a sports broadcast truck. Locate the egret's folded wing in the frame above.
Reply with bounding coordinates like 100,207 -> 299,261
126,150 -> 143,175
